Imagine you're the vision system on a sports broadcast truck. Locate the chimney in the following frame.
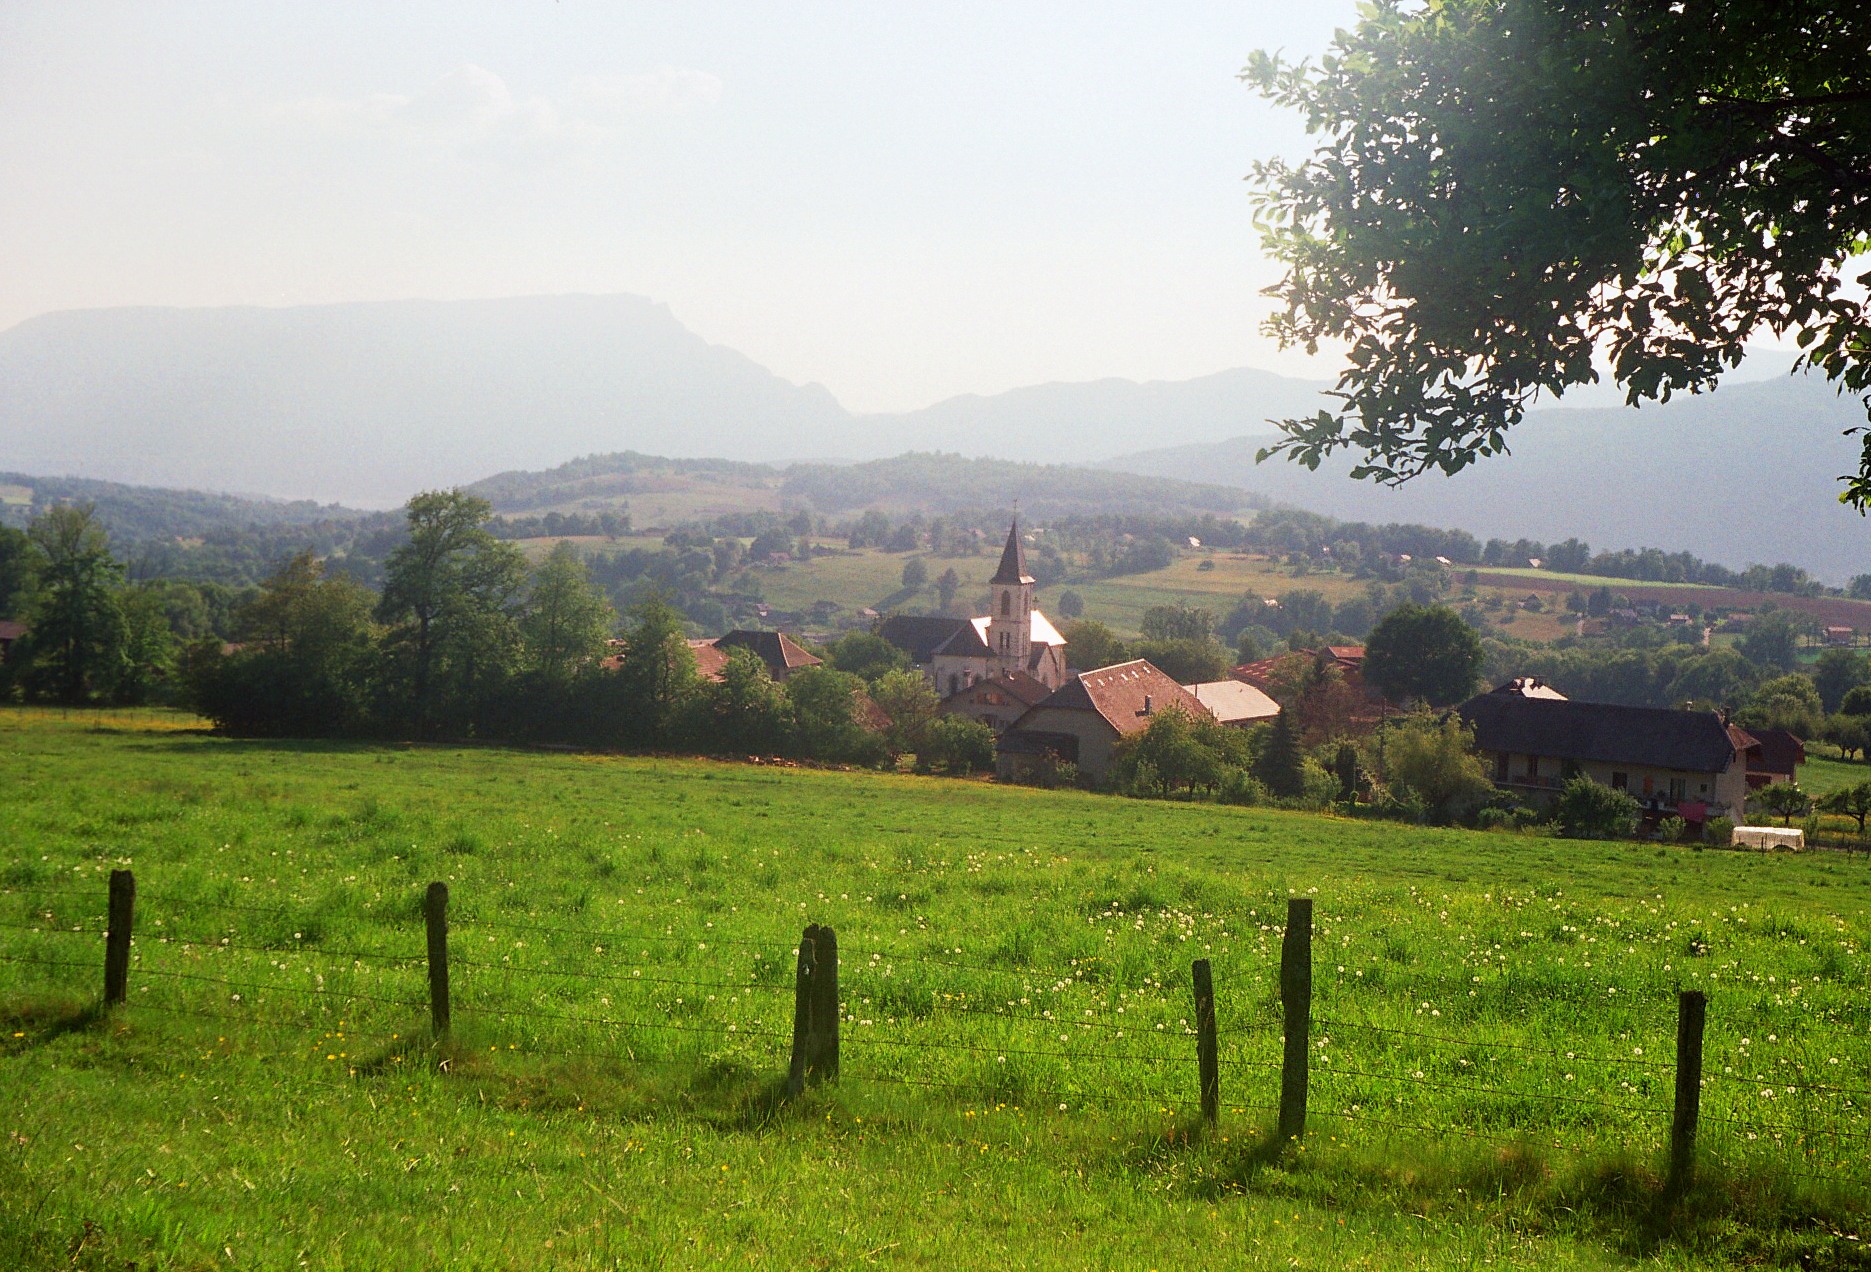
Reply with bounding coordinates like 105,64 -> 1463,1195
1143,694 -> 1153,716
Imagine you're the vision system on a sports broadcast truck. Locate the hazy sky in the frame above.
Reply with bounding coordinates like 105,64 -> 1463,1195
0,1 -> 1362,412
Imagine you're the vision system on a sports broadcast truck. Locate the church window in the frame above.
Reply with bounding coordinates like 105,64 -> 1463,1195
1000,591 -> 1010,616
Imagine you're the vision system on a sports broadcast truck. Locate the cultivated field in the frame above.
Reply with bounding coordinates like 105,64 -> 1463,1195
3,711 -> 1868,1270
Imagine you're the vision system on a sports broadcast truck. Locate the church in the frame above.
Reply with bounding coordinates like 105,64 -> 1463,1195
874,521 -> 1069,699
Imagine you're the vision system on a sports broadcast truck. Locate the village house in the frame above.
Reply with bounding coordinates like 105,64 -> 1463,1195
1182,679 -> 1279,727
874,521 -> 1068,698
938,669 -> 1053,733
1458,687 -> 1755,828
1743,727 -> 1805,790
996,659 -> 1210,783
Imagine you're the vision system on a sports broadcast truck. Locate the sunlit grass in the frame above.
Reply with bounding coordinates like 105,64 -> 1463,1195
2,711 -> 1868,1269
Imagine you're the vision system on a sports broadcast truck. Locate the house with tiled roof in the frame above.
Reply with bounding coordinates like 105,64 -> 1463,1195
1457,692 -> 1755,826
875,521 -> 1068,700
939,669 -> 1054,733
996,660 -> 1211,782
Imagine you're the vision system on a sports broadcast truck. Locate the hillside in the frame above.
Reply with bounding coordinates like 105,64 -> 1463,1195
0,470 -> 367,540
1103,374 -> 1871,584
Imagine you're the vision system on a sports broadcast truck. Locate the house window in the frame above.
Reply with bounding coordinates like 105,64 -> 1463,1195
1699,783 -> 1708,795
1642,774 -> 1654,796
1611,772 -> 1628,790
1524,754 -> 1538,779
1494,752 -> 1509,781
1669,777 -> 1687,801
948,674 -> 959,695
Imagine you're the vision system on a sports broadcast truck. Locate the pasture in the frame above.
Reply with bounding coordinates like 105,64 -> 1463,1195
2,709 -> 1868,1270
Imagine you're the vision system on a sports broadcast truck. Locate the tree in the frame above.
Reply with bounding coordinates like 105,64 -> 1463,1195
784,666 -> 885,765
1820,780 -> 1871,833
868,668 -> 940,757
823,631 -> 910,683
1367,709 -> 1495,823
522,542 -> 615,686
1140,603 -> 1214,643
1252,710 -> 1306,798
1551,776 -> 1640,840
1754,782 -> 1812,826
610,598 -> 700,750
0,524 -> 34,619
1244,3 -> 1871,505
692,647 -> 791,755
1363,604 -> 1483,706
1056,589 -> 1084,620
1824,712 -> 1869,760
1813,647 -> 1870,714
16,504 -> 126,704
377,491 -> 528,736
1842,684 -> 1871,718
1740,612 -> 1805,673
936,568 -> 962,611
1061,620 -> 1128,673
901,557 -> 929,590
918,713 -> 996,774
1129,637 -> 1230,686
1739,672 -> 1824,737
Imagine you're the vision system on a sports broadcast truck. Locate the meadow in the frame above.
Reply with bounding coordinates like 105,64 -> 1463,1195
2,709 -> 1868,1270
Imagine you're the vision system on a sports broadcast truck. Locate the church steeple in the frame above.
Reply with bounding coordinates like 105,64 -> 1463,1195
991,519 -> 1035,585
988,519 -> 1035,668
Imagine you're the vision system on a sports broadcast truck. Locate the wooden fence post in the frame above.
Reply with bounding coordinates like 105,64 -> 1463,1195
1192,958 -> 1218,1126
1668,989 -> 1706,1197
787,928 -> 818,1097
809,925 -> 839,1084
103,869 -> 135,1005
425,882 -> 450,1038
1279,896 -> 1313,1147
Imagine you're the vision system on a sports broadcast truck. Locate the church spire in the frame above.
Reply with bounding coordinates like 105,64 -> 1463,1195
991,519 -> 1034,585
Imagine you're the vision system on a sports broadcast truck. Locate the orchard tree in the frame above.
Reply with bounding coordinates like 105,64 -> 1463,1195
1245,3 -> 1871,505
1820,780 -> 1871,834
1363,604 -> 1484,706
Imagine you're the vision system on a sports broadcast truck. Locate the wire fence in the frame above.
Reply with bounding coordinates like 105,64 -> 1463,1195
3,875 -> 1867,1185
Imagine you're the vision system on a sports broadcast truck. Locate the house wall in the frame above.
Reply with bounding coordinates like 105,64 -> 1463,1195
1484,750 -> 1748,818
1002,706 -> 1122,779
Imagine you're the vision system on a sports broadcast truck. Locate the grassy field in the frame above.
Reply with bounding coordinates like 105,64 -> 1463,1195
5,710 -> 1868,1270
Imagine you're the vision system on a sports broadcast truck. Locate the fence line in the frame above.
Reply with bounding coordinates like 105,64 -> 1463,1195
4,874 -> 1867,1191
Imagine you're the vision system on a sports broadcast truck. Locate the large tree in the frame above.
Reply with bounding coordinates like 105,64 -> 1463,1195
1363,604 -> 1484,706
16,504 -> 126,704
1246,2 -> 1871,504
377,491 -> 527,736
521,542 -> 616,686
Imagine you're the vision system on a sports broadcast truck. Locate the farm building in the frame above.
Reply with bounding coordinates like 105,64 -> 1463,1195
1457,692 -> 1754,827
1742,727 -> 1805,790
996,660 -> 1210,783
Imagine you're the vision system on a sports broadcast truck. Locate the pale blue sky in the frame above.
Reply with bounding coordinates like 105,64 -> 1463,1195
0,2 -> 1362,411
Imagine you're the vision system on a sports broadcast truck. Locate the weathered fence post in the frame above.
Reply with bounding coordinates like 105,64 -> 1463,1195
1192,957 -> 1218,1126
1279,896 -> 1313,1147
1668,989 -> 1706,1197
809,925 -> 839,1084
424,882 -> 450,1038
103,869 -> 135,1005
787,927 -> 819,1097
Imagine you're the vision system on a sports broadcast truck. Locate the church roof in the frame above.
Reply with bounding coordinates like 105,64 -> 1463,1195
966,612 -> 1066,649
875,614 -> 970,663
991,521 -> 1035,586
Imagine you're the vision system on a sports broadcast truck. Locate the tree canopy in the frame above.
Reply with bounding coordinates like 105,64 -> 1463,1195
1246,1 -> 1871,504
1364,604 -> 1484,706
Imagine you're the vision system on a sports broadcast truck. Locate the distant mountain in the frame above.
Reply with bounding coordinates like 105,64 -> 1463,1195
0,295 -> 852,507
0,295 -> 1337,508
1101,374 -> 1871,584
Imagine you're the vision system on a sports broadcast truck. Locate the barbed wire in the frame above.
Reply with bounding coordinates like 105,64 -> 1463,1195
0,920 -> 105,936
1313,1015 -> 1678,1071
1701,1069 -> 1871,1101
140,934 -> 425,966
0,951 -> 99,974
467,1000 -> 794,1044
129,965 -> 427,1011
1314,1062 -> 1673,1119
840,1032 -> 1191,1066
447,954 -> 788,995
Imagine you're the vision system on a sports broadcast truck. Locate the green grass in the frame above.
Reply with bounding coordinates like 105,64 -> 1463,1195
3,709 -> 1869,1269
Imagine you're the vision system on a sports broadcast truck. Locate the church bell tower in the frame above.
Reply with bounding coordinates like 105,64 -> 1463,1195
987,519 -> 1034,669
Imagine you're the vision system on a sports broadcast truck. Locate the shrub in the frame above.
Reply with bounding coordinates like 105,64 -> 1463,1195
1703,815 -> 1736,847
1218,771 -> 1267,807
1657,814 -> 1689,843
1551,776 -> 1640,840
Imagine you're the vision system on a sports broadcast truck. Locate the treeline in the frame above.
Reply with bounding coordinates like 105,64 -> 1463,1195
0,471 -> 367,540
465,451 -> 776,514
780,452 -> 1262,518
1244,509 -> 1841,597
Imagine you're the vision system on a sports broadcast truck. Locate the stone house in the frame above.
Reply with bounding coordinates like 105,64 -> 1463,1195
996,660 -> 1210,782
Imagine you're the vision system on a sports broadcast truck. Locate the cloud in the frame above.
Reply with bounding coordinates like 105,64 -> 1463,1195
273,63 -> 720,157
